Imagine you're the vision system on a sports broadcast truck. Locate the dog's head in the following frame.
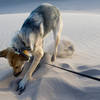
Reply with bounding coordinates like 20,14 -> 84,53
0,48 -> 29,77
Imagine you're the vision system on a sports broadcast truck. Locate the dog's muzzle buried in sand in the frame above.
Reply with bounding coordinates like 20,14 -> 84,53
0,3 -> 63,94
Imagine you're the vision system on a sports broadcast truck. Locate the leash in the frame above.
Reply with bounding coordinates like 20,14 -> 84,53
45,63 -> 100,82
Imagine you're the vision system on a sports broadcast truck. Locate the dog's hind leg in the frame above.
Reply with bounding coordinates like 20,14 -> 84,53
51,16 -> 63,62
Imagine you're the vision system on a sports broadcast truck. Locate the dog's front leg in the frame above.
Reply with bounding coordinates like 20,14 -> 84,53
16,48 -> 44,95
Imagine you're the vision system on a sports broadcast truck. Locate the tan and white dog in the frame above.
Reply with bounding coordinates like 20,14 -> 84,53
0,3 -> 63,94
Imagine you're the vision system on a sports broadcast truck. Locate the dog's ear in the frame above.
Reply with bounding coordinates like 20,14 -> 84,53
0,48 -> 9,58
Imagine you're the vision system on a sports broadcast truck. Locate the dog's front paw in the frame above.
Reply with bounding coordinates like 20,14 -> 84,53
16,79 -> 27,95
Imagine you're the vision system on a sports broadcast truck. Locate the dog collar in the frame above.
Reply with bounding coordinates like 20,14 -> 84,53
23,50 -> 31,57
12,47 -> 31,60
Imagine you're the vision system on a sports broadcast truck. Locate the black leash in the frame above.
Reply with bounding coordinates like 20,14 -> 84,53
45,63 -> 100,82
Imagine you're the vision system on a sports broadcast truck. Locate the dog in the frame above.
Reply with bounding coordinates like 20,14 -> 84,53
0,3 -> 63,94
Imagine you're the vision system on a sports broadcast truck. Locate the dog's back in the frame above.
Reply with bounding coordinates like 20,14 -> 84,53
21,3 -> 60,37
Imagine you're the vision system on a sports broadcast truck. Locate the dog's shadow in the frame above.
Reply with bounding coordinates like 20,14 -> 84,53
0,53 -> 52,100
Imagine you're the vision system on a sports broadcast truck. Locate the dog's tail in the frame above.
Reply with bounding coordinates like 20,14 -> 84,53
46,39 -> 75,58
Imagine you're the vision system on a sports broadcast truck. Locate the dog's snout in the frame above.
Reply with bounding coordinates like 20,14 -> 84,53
13,71 -> 22,77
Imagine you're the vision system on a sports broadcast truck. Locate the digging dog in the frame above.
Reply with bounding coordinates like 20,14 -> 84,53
0,3 -> 63,94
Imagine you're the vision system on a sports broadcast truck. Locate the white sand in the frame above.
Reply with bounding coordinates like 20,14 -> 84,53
0,0 -> 100,100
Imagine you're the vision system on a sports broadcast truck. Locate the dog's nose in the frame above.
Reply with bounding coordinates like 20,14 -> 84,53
13,67 -> 24,77
14,72 -> 22,77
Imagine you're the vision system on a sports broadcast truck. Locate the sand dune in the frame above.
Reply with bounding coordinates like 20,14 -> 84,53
0,1 -> 100,100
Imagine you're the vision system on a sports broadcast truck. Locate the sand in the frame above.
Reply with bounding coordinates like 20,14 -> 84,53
0,0 -> 100,100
